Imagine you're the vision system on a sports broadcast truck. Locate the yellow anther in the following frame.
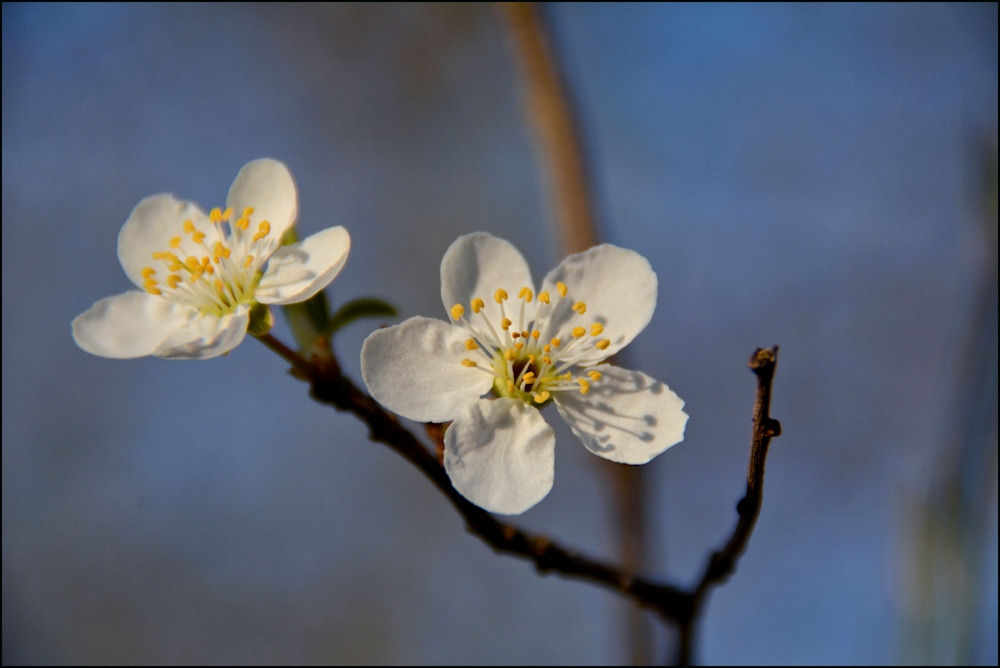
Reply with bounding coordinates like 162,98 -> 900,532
557,282 -> 567,298
533,391 -> 551,403
562,372 -> 572,380
251,221 -> 270,242
183,219 -> 195,234
212,242 -> 231,259
244,255 -> 254,268
590,323 -> 604,336
507,380 -> 516,393
141,266 -> 156,279
169,236 -> 182,249
550,338 -> 561,348
501,318 -> 512,330
595,338 -> 611,350
521,330 -> 530,339
528,355 -> 536,364
221,207 -> 233,221
531,330 -> 540,339
494,289 -> 508,303
577,378 -> 590,395
151,251 -> 171,261
204,263 -> 215,275
191,231 -> 205,244
518,287 -> 533,302
461,358 -> 478,368
214,278 -> 225,294
587,371 -> 602,381
209,208 -> 222,223
236,217 -> 250,230
572,301 -> 587,315
572,326 -> 587,338
504,349 -> 517,362
512,332 -> 520,339
522,372 -> 536,385
537,292 -> 550,304
242,207 -> 254,218
166,274 -> 182,289
465,338 -> 478,350
185,256 -> 200,271
542,356 -> 552,365
471,297 -> 485,313
515,342 -> 524,349
168,262 -> 184,272
450,304 -> 465,320
543,345 -> 551,353
143,278 -> 158,289
145,285 -> 162,296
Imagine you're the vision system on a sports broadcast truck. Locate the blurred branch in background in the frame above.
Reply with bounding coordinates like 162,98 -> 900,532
901,139 -> 999,665
495,3 -> 653,662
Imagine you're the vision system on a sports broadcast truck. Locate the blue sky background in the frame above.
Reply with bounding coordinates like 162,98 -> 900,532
3,3 -> 996,663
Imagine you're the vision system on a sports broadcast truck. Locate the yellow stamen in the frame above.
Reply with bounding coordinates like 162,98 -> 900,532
572,301 -> 587,315
557,282 -> 567,298
504,349 -> 517,362
542,356 -> 552,365
244,255 -> 255,268
461,359 -> 477,367
572,326 -> 586,338
471,297 -> 485,313
515,342 -> 524,349
533,391 -> 551,403
550,338 -> 561,348
507,380 -> 516,393
242,207 -> 254,218
169,236 -> 182,249
590,323 -> 604,336
214,278 -> 225,294
512,332 -> 520,339
494,288 -> 508,303
451,304 -> 465,320
235,217 -> 250,230
143,278 -> 158,289
185,257 -> 200,271
518,287 -> 533,302
152,251 -> 175,261
183,219 -> 195,234
166,274 -> 182,289
521,330 -> 530,339
141,267 -> 156,279
168,262 -> 184,272
221,207 -> 233,221
531,330 -> 540,339
212,242 -> 231,259
191,230 -> 205,244
588,371 -> 602,381
595,339 -> 611,350
251,220 -> 271,242
145,285 -> 162,296
522,372 -> 536,385
204,264 -> 215,275
501,318 -> 512,330
528,355 -> 536,364
543,345 -> 551,353
537,292 -> 550,304
562,372 -> 572,380
209,208 -> 222,223
465,338 -> 478,350
577,378 -> 590,394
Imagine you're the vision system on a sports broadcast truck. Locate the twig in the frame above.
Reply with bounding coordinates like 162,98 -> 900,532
254,333 -> 781,642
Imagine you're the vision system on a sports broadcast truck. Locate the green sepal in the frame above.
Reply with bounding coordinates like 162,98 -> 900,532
281,291 -> 331,351
247,301 -> 274,337
324,298 -> 398,337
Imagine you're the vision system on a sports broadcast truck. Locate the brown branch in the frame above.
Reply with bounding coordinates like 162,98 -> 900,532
255,333 -> 780,640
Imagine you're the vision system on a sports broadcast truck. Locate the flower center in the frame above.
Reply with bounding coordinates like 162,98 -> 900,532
451,281 -> 611,406
140,207 -> 274,316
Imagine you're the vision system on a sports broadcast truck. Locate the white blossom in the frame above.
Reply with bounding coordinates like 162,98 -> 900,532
361,233 -> 687,514
73,159 -> 350,359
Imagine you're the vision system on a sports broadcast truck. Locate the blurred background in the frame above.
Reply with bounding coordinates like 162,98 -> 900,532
3,3 -> 996,664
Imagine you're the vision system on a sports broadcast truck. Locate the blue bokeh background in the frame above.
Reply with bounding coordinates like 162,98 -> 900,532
3,3 -> 996,664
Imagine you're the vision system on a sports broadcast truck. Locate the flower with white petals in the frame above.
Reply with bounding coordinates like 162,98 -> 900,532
361,233 -> 687,515
73,159 -> 350,359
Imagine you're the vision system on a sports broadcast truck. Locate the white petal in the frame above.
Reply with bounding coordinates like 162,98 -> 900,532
72,291 -> 199,359
539,245 -> 657,363
117,195 -> 223,290
554,365 -> 687,465
444,398 -> 556,515
440,233 -> 537,329
256,226 -> 350,305
360,316 -> 494,423
152,305 -> 250,360
226,158 -> 298,259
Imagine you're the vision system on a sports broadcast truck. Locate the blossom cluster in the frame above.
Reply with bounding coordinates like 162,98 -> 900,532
74,160 -> 687,515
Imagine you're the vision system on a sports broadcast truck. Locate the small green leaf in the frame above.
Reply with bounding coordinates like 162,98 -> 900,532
325,298 -> 398,336
247,301 -> 274,337
281,290 -> 331,351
